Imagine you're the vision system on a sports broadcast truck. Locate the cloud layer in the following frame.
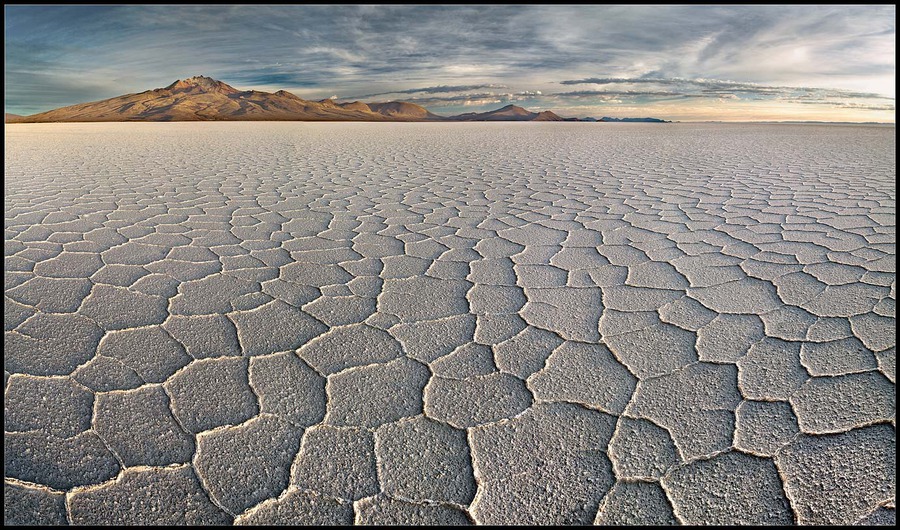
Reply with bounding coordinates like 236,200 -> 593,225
5,5 -> 895,121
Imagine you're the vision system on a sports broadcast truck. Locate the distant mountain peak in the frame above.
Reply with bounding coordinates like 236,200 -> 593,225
275,90 -> 302,100
499,104 -> 530,113
449,103 -> 561,121
367,101 -> 442,120
165,75 -> 239,94
534,110 -> 563,121
181,75 -> 223,86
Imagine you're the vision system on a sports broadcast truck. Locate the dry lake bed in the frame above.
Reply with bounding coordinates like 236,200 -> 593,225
3,122 -> 896,525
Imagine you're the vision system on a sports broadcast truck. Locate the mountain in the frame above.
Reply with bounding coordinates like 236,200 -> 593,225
8,76 -> 640,123
598,116 -> 670,123
13,76 -> 437,123
448,104 -> 563,121
315,98 -> 446,120
337,101 -> 373,112
367,101 -> 444,120
533,110 -> 565,121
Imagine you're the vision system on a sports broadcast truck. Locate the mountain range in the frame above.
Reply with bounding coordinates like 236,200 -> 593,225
4,76 -> 666,123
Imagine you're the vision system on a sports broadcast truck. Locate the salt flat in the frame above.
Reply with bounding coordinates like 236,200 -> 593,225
4,122 -> 895,525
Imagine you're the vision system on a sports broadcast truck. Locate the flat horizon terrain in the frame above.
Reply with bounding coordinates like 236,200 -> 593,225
4,122 -> 896,525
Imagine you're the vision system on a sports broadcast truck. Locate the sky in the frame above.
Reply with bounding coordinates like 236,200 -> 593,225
4,5 -> 896,121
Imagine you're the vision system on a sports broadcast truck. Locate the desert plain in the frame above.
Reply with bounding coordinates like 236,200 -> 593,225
3,121 -> 896,525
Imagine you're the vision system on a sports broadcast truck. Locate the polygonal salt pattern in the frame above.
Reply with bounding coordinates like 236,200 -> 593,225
3,122 -> 895,525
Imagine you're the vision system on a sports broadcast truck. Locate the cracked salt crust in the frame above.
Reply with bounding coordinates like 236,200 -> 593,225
3,122 -> 895,525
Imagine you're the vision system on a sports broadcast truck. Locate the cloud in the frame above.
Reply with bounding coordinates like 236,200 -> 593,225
364,91 -> 542,107
553,76 -> 895,112
559,77 -> 892,99
349,84 -> 508,99
790,100 -> 895,111
554,89 -> 687,98
4,5 -> 894,121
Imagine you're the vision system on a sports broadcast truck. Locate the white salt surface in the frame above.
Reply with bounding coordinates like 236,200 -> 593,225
4,122 -> 896,525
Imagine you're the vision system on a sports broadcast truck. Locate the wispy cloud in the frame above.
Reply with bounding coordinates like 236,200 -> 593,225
560,77 -> 892,99
4,5 -> 894,121
552,76 -> 895,114
790,100 -> 895,111
365,91 -> 544,108
554,89 -> 687,98
349,84 -> 508,99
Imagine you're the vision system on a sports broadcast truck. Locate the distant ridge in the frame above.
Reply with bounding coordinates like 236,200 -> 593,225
7,76 -> 670,123
598,116 -> 670,123
449,104 -> 563,121
368,101 -> 444,120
